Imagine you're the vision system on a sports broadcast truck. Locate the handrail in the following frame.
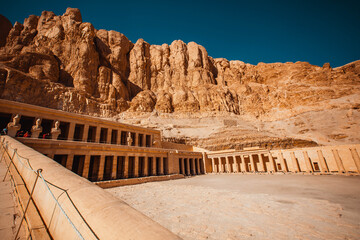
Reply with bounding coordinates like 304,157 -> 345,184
1,136 -> 99,240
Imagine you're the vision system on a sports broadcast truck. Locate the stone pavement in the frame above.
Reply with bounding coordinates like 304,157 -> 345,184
0,155 -> 26,240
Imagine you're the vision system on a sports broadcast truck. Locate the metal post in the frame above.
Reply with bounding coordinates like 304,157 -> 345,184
3,148 -> 17,182
14,169 -> 42,240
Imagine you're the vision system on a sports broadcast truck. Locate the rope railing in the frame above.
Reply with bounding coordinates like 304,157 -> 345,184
1,137 -> 99,240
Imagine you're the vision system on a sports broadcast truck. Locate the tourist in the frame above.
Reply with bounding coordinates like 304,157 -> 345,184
1,128 -> 7,135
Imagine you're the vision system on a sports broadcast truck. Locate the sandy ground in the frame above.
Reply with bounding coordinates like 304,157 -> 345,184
107,174 -> 360,240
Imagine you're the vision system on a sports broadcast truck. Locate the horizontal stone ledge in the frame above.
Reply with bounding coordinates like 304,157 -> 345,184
95,174 -> 185,188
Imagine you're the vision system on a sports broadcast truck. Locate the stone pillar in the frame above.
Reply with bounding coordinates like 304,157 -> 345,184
290,152 -> 300,172
66,154 -> 74,170
303,151 -> 313,173
143,157 -> 148,177
152,157 -> 157,176
349,148 -> 360,173
116,131 -> 121,145
82,155 -> 91,178
268,153 -> 276,172
194,158 -> 198,174
332,149 -> 346,173
142,134 -> 146,147
47,154 -> 54,159
95,127 -> 101,143
197,158 -> 202,174
189,158 -> 193,175
211,158 -> 215,173
232,156 -> 238,173
135,133 -> 139,146
82,124 -> 89,142
107,129 -> 112,144
218,157 -> 223,173
278,152 -> 288,172
316,150 -> 329,172
98,155 -> 105,180
134,156 -> 139,177
111,156 -> 118,179
180,158 -> 186,175
67,122 -> 76,141
225,157 -> 230,173
240,155 -> 246,172
249,154 -> 255,172
258,154 -> 265,172
186,158 -> 190,175
123,156 -> 129,178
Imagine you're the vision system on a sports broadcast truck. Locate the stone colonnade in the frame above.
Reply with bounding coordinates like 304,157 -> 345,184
178,157 -> 205,176
46,153 -> 171,182
208,145 -> 360,174
1,106 -> 160,148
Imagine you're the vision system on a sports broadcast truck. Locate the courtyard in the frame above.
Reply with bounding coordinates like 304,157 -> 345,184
107,174 -> 360,240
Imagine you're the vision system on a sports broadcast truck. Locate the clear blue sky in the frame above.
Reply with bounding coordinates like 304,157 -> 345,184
3,0 -> 360,67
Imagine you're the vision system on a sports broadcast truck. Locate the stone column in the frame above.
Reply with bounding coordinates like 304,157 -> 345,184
152,157 -> 157,176
278,152 -> 288,172
135,133 -> 139,147
47,154 -> 54,159
123,156 -> 129,178
107,129 -> 112,144
189,158 -> 193,175
66,154 -> 74,170
194,158 -> 198,174
148,135 -> 152,147
180,158 -> 185,175
134,156 -> 139,177
98,155 -> 105,181
258,154 -> 265,172
218,157 -> 223,173
225,157 -> 230,173
332,149 -> 346,173
232,156 -> 239,173
268,153 -> 276,172
197,158 -> 202,174
116,131 -> 121,145
186,158 -> 190,175
316,150 -> 329,172
249,154 -> 255,172
303,151 -> 313,173
142,134 -> 146,147
111,156 -> 118,179
82,124 -> 89,142
67,122 -> 76,141
240,155 -> 246,172
211,158 -> 215,173
82,155 -> 91,178
290,152 -> 300,172
349,148 -> 360,173
143,157 -> 148,177
95,127 -> 101,143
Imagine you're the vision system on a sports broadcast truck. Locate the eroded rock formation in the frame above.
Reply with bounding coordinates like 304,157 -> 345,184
0,8 -> 359,123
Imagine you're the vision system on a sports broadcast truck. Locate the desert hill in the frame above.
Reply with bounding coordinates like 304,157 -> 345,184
0,8 -> 359,150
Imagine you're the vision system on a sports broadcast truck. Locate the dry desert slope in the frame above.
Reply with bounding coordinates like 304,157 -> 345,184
0,8 -> 359,149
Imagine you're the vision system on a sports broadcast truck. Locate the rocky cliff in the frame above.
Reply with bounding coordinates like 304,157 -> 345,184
1,8 -> 359,149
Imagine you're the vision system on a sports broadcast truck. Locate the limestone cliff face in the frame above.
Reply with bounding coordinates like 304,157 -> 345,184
0,8 -> 359,120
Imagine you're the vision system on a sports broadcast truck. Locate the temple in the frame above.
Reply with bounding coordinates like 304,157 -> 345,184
1,99 -> 359,181
0,99 -> 205,186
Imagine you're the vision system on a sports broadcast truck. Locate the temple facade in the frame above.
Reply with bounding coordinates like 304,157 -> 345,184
1,99 -> 359,180
207,145 -> 360,174
0,99 -> 205,183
